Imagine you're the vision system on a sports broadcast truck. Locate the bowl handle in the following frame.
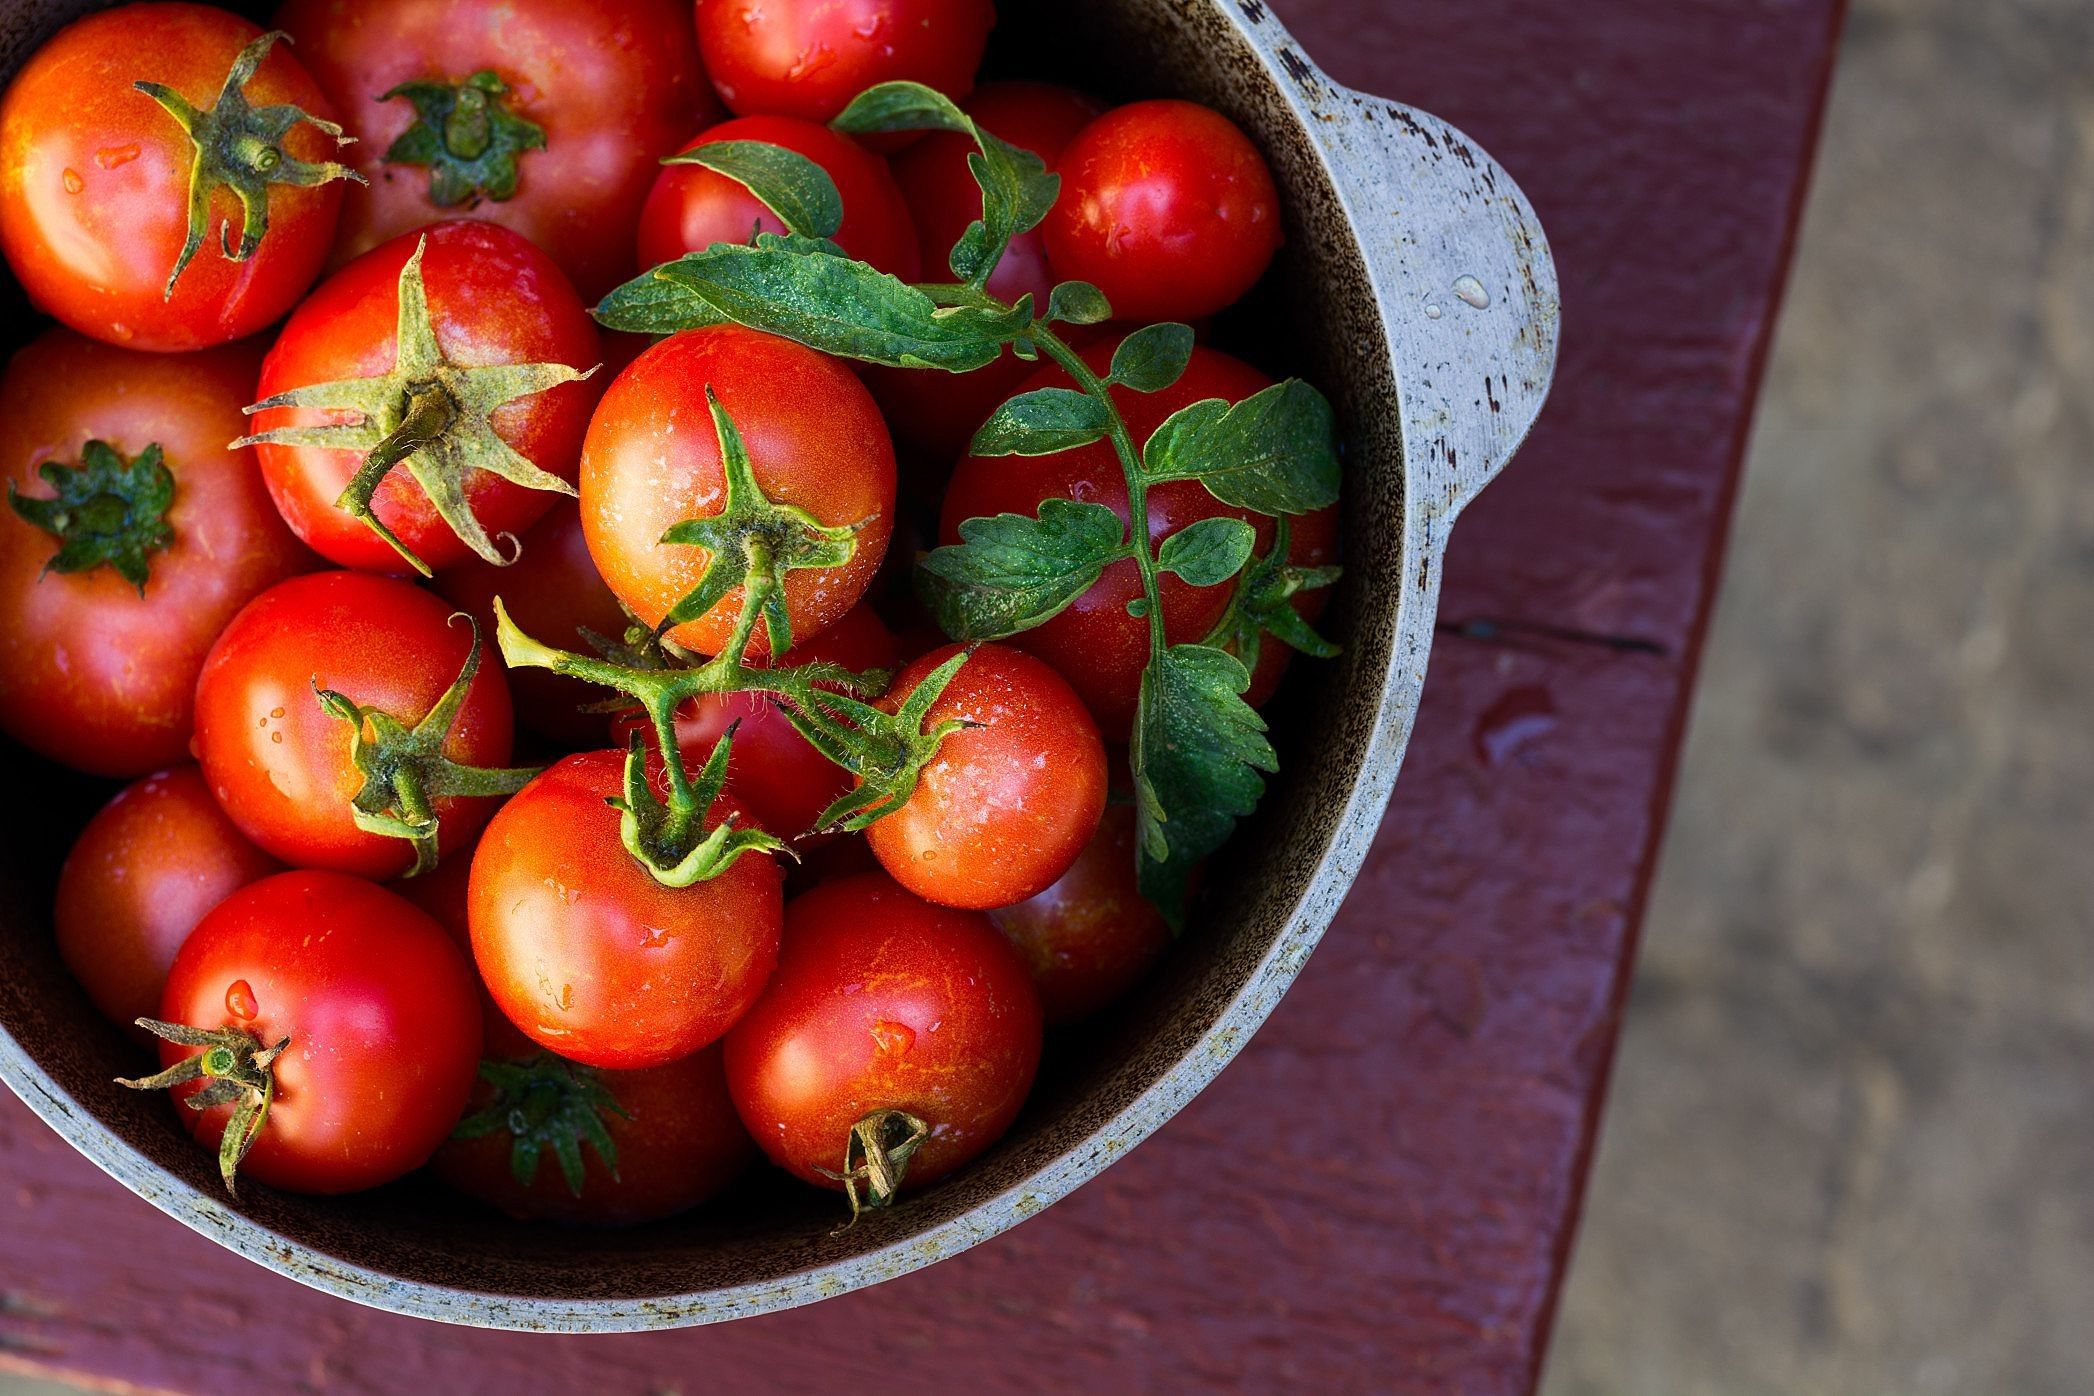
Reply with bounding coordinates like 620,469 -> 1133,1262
1304,80 -> 1563,523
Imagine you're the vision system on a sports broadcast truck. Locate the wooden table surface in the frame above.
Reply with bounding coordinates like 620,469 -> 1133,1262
0,2 -> 1844,1391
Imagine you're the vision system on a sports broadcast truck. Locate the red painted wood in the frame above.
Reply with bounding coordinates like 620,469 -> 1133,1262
0,2 -> 1842,1391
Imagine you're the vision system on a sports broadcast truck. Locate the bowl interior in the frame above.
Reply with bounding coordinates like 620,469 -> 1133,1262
0,0 -> 1405,1321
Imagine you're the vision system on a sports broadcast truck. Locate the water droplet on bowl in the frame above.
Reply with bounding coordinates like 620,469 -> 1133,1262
1452,275 -> 1491,309
1425,303 -> 1443,320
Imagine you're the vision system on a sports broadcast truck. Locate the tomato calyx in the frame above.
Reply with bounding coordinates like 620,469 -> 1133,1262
6,439 -> 175,594
380,69 -> 547,208
315,613 -> 540,876
234,234 -> 595,576
1200,515 -> 1342,672
614,724 -> 789,887
117,1017 -> 291,1196
134,30 -> 364,300
815,1108 -> 929,1228
450,1052 -> 626,1195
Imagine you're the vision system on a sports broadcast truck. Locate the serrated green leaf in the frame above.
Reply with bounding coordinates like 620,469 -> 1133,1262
916,499 -> 1127,640
1046,281 -> 1112,325
1133,644 -> 1276,927
1156,516 -> 1256,587
1109,323 -> 1195,393
1141,380 -> 1342,516
666,139 -> 844,241
969,387 -> 1110,456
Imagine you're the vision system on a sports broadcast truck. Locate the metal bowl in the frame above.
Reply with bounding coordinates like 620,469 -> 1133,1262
0,0 -> 1558,1330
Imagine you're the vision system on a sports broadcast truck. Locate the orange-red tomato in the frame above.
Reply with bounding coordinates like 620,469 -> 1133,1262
0,331 -> 313,778
991,803 -> 1169,1023
695,0 -> 994,127
0,4 -> 348,350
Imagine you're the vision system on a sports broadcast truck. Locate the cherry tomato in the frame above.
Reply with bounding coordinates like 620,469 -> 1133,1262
277,0 -> 717,301
192,570 -> 517,878
439,503 -> 631,748
468,749 -> 785,1069
1044,99 -> 1282,323
1241,501 -> 1338,709
247,219 -> 603,575
866,642 -> 1106,910
56,765 -> 280,1036
150,869 -> 482,1194
0,4 -> 350,351
695,0 -> 994,127
610,604 -> 900,841
872,81 -> 1103,463
722,871 -> 1041,1195
579,325 -> 895,659
637,114 -> 919,279
938,340 -> 1274,736
990,803 -> 1168,1022
0,330 -> 312,778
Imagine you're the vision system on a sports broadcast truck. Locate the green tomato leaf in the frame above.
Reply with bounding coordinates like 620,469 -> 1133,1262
969,387 -> 1110,456
830,81 -> 976,137
1155,516 -> 1256,587
664,139 -> 845,241
594,264 -> 735,334
1109,323 -> 1195,393
1046,280 -> 1112,325
1133,644 -> 1276,928
1141,380 -> 1342,516
1203,516 -> 1344,674
915,499 -> 1128,640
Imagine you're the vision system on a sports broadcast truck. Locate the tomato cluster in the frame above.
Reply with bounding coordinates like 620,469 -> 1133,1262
1,0 -> 1338,1226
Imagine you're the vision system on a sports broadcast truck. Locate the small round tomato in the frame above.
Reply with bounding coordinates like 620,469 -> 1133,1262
1240,502 -> 1339,709
695,0 -> 994,127
0,4 -> 351,351
469,749 -> 785,1069
438,503 -> 630,748
991,803 -> 1169,1023
0,330 -> 313,778
246,220 -> 602,575
637,115 -> 919,278
143,869 -> 482,1194
610,604 -> 899,841
56,765 -> 280,1035
579,325 -> 895,659
277,0 -> 717,300
866,643 -> 1106,910
722,871 -> 1041,1198
192,570 -> 516,877
939,340 -> 1274,736
1044,100 -> 1282,323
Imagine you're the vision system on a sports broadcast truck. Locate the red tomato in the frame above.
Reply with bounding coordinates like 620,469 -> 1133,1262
865,642 -> 1106,910
0,4 -> 349,350
610,604 -> 900,841
722,871 -> 1041,1195
192,570 -> 517,878
0,331 -> 312,778
468,749 -> 785,1069
438,503 -> 631,748
1240,501 -> 1339,709
695,0 -> 993,127
247,220 -> 602,575
871,81 -> 1103,463
636,114 -> 919,278
991,803 -> 1169,1023
277,0 -> 717,301
939,340 -> 1274,736
579,325 -> 895,659
1044,100 -> 1282,323
149,869 -> 482,1194
56,765 -> 280,1035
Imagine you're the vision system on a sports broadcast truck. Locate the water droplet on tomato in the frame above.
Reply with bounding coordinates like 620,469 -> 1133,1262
225,980 -> 258,1020
870,1019 -> 915,1055
108,323 -> 133,341
61,169 -> 82,194
94,144 -> 139,170
270,731 -> 283,744
269,707 -> 285,719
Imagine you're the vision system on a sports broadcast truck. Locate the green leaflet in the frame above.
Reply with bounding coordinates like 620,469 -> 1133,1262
1203,515 -> 1344,674
916,499 -> 1128,640
1155,517 -> 1256,587
665,140 -> 845,241
1046,280 -> 1113,325
1109,323 -> 1195,393
1141,379 -> 1342,516
969,387 -> 1110,456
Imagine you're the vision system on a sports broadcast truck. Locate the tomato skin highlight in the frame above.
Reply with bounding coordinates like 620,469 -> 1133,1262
0,3 -> 348,351
991,803 -> 1169,1023
277,0 -> 717,301
637,114 -> 920,279
695,0 -> 994,127
1044,99 -> 1282,324
0,330 -> 314,778
579,325 -> 895,659
56,765 -> 281,1036
468,749 -> 785,1070
247,219 -> 603,575
723,871 -> 1042,1193
192,570 -> 517,878
155,869 -> 483,1195
866,642 -> 1107,911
